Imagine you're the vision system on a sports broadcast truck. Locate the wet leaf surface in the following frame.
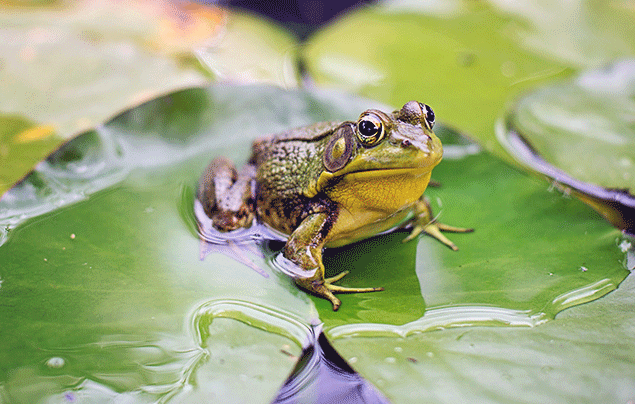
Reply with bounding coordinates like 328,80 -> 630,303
0,85 -> 630,403
498,61 -> 635,235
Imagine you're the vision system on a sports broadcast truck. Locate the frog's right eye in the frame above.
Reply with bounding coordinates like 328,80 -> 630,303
356,114 -> 385,146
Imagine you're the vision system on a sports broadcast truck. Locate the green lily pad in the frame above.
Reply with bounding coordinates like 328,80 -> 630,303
0,85 -> 630,402
501,60 -> 635,191
497,60 -> 635,234
0,1 -> 212,138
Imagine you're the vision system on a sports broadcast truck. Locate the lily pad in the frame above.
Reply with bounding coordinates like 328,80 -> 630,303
501,60 -> 635,191
0,0 -> 215,137
497,60 -> 635,233
0,85 -> 630,403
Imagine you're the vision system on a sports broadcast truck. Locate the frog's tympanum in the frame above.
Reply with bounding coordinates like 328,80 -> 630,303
198,101 -> 472,310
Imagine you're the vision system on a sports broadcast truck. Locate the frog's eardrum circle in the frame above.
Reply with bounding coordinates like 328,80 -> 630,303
324,123 -> 355,172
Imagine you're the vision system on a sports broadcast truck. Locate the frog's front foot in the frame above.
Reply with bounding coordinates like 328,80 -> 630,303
406,198 -> 474,250
295,271 -> 384,311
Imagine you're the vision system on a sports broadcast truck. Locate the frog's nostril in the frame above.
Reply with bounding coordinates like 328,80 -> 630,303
401,139 -> 411,147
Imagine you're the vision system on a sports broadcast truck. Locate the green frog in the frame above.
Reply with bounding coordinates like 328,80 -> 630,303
198,101 -> 471,310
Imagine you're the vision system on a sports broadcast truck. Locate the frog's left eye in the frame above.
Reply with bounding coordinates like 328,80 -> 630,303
420,103 -> 435,130
356,114 -> 385,146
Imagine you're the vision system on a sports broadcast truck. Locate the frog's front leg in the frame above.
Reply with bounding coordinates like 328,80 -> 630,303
404,196 -> 474,250
285,212 -> 383,311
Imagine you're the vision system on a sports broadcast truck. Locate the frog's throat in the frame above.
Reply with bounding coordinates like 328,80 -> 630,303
305,167 -> 433,199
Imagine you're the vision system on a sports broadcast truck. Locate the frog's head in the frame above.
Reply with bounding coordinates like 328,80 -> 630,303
310,101 -> 443,210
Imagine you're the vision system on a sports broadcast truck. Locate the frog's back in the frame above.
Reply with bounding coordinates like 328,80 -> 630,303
250,120 -> 341,193
251,121 -> 340,159
250,121 -> 341,232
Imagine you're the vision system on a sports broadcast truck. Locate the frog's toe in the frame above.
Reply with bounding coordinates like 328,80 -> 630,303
324,270 -> 349,284
295,272 -> 383,311
295,277 -> 342,311
326,284 -> 384,294
403,225 -> 424,243
405,222 -> 474,251
422,223 -> 459,251
322,287 -> 342,311
324,270 -> 383,294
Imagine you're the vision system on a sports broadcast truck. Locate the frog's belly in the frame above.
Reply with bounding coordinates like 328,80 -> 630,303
324,208 -> 412,248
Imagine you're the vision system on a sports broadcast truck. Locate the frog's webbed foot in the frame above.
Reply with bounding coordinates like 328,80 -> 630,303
405,197 -> 474,250
296,271 -> 384,311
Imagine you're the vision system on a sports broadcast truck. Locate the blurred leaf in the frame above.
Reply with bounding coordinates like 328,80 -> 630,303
503,60 -> 635,191
498,60 -> 635,234
0,0 -> 217,138
0,114 -> 62,194
0,85 -> 630,403
195,10 -> 300,86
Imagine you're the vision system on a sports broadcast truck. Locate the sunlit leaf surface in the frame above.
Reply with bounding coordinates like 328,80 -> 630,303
0,85 -> 630,403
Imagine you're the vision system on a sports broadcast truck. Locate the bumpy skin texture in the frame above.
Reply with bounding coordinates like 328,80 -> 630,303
251,125 -> 335,234
198,102 -> 472,310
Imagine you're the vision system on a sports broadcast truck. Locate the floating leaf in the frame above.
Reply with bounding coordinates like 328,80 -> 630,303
498,60 -> 635,233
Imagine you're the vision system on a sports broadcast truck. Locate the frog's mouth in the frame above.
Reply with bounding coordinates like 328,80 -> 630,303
343,167 -> 434,180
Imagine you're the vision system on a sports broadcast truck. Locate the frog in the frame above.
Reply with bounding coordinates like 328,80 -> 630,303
197,101 -> 472,310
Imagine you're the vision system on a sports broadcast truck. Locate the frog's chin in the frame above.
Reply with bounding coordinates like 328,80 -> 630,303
312,164 -> 437,197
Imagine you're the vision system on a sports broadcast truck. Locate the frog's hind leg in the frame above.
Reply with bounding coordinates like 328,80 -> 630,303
197,157 -> 257,231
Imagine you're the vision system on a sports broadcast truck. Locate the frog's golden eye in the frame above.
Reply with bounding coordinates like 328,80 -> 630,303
356,114 -> 385,146
420,103 -> 435,130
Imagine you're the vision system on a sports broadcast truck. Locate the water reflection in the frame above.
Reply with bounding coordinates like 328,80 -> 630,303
192,299 -> 390,403
194,198 -> 286,277
272,324 -> 390,404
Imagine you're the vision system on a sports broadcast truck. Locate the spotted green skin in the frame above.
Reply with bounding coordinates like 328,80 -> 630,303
198,101 -> 469,310
251,121 -> 339,235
